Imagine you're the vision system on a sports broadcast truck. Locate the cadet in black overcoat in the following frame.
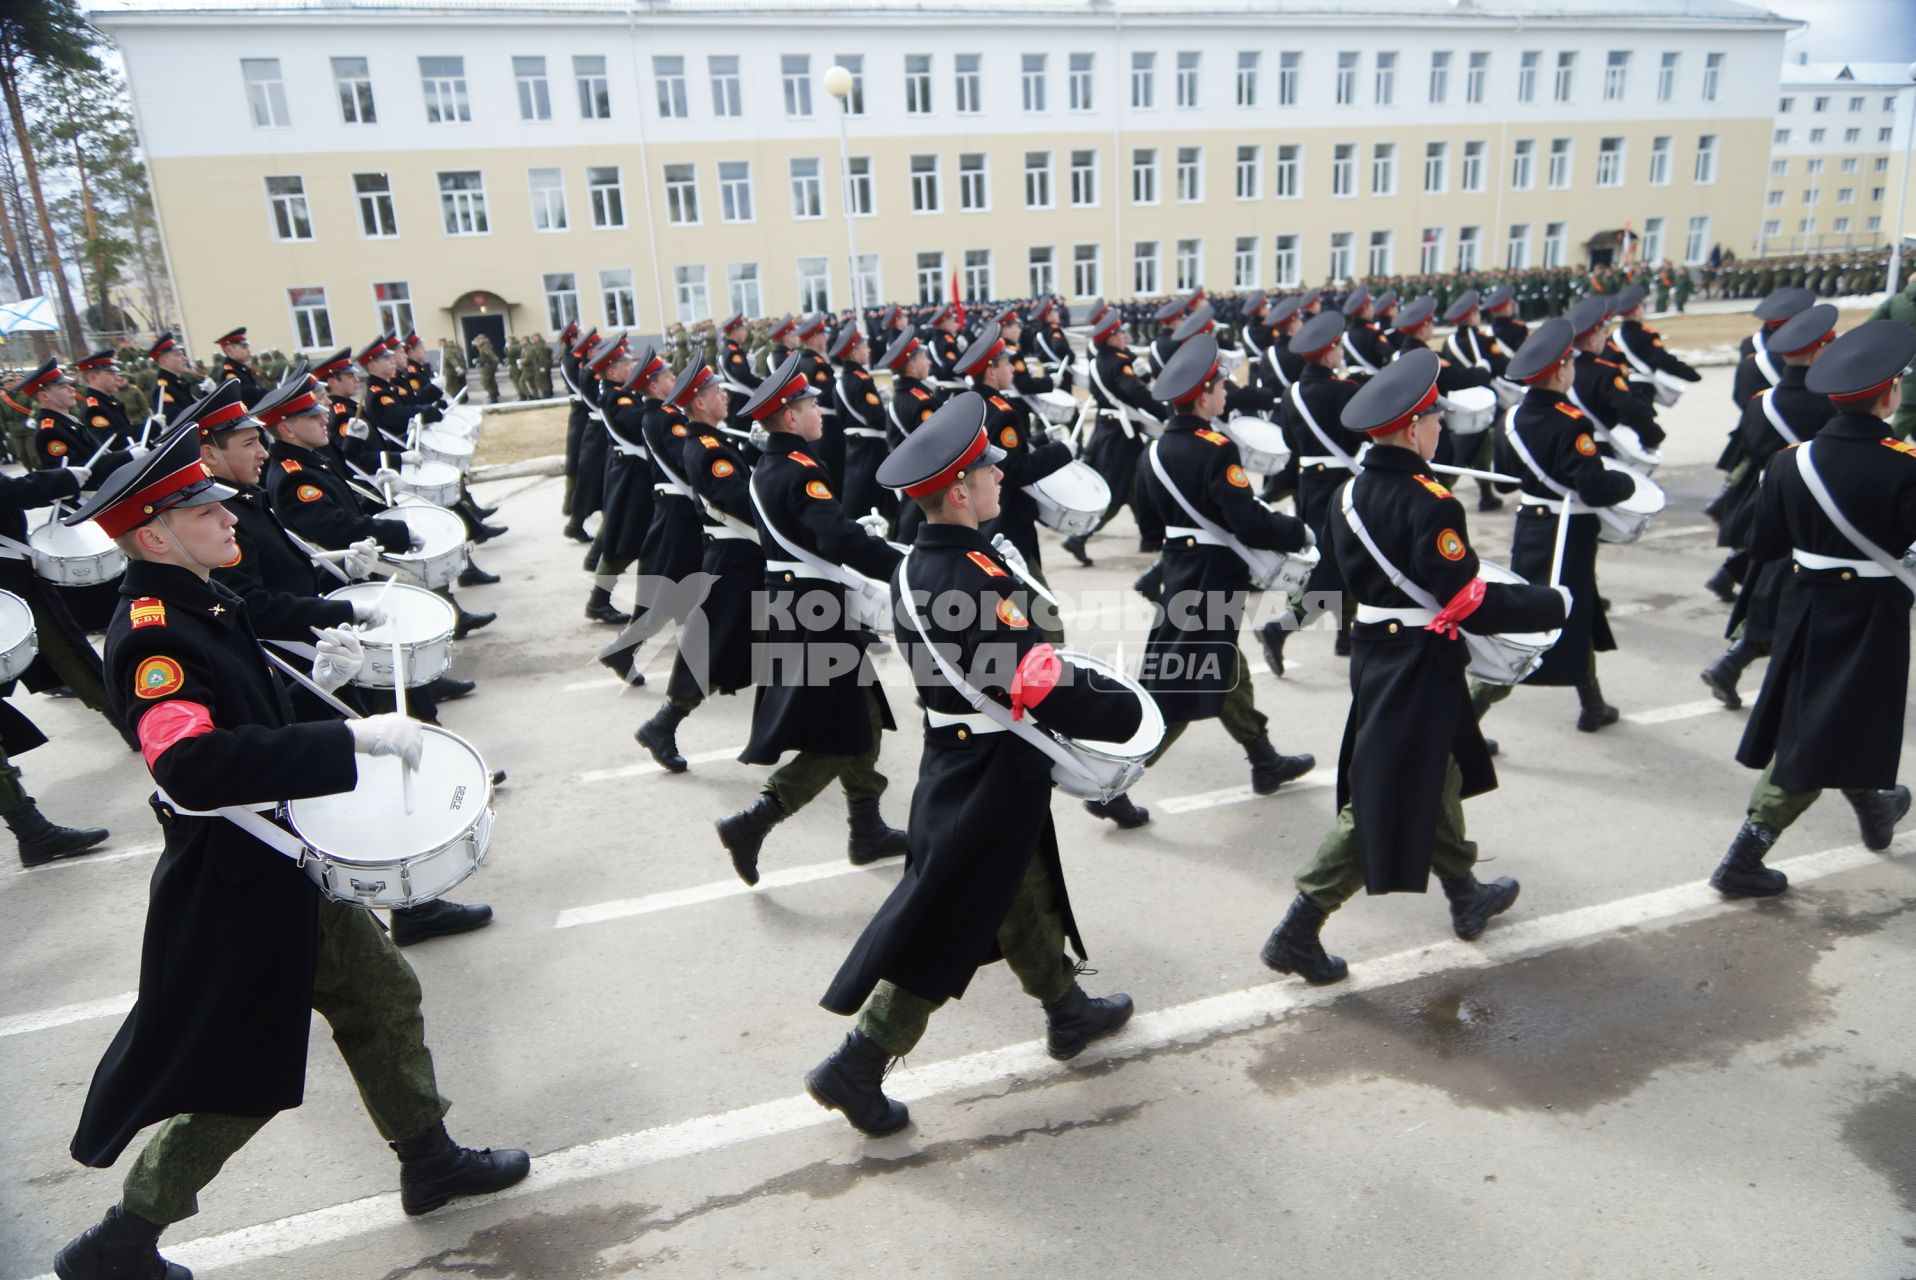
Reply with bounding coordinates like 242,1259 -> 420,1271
954,320 -> 1071,576
1076,307 -> 1171,560
562,325 -> 605,538
830,323 -> 892,523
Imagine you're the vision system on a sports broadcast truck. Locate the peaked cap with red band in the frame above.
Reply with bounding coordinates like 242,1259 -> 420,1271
875,390 -> 1007,497
64,419 -> 237,538
1807,319 -> 1916,407
767,314 -> 796,342
182,380 -> 263,441
312,346 -> 355,382
1151,332 -> 1225,406
1768,303 -> 1838,358
827,322 -> 862,361
571,327 -> 601,359
147,331 -> 180,359
741,352 -> 820,422
250,377 -> 324,429
1567,296 -> 1612,340
356,335 -> 396,364
15,357 -> 72,398
1342,347 -> 1443,437
954,319 -> 1009,379
588,333 -> 630,373
1505,317 -> 1576,384
667,359 -> 716,408
621,342 -> 668,390
1171,305 -> 1217,345
879,325 -> 924,372
1754,287 -> 1815,328
1290,309 -> 1346,360
214,327 -> 248,348
794,311 -> 828,340
75,349 -> 119,373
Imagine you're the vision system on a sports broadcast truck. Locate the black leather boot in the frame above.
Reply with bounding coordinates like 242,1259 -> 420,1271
585,587 -> 631,626
1703,562 -> 1739,603
1575,679 -> 1619,732
1043,982 -> 1134,1061
390,899 -> 494,945
1134,560 -> 1164,606
598,644 -> 645,687
1700,639 -> 1763,711
9,799 -> 109,869
1084,793 -> 1150,829
1710,821 -> 1787,898
54,1204 -> 189,1280
1061,533 -> 1093,567
804,1028 -> 909,1136
1440,872 -> 1521,941
1258,618 -> 1289,677
391,1121 -> 530,1216
717,791 -> 786,885
1245,735 -> 1314,795
562,522 -> 592,544
1848,785 -> 1911,851
1476,481 -> 1503,512
846,797 -> 908,863
636,701 -> 690,772
1333,629 -> 1352,657
451,603 -> 495,638
1259,893 -> 1348,985
423,676 -> 474,702
457,563 -> 500,587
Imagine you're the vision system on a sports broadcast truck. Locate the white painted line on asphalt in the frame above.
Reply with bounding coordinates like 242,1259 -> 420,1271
556,858 -> 892,930
7,843 -> 161,876
1639,523 -> 1715,541
1158,775 -> 1333,815
561,676 -> 626,693
1625,700 -> 1726,726
578,746 -> 744,784
32,835 -> 1897,1280
1606,601 -> 1656,618
0,992 -> 133,1040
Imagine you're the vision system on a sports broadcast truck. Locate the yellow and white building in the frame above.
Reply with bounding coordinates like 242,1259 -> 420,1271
1762,59 -> 1916,256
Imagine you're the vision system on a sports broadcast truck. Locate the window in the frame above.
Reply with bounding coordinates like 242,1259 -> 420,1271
1596,136 -> 1624,187
586,165 -> 624,228
955,53 -> 982,114
1368,229 -> 1393,275
1642,216 -> 1664,263
1460,140 -> 1485,192
718,161 -> 753,222
1176,51 -> 1200,107
1774,129 -> 1790,145
1419,226 -> 1444,273
1025,151 -> 1054,208
1336,51 -> 1357,105
1175,146 -> 1202,201
1174,238 -> 1201,290
1868,215 -> 1883,233
575,55 -> 610,119
527,167 -> 568,231
514,57 -> 550,121
332,57 -> 376,124
845,156 -> 874,215
1466,51 -> 1488,103
1780,96 -> 1795,113
354,172 -> 398,237
1649,135 -> 1672,185
1279,51 -> 1300,105
1132,148 -> 1159,203
1236,145 -> 1262,199
710,55 -> 742,117
1880,127 -> 1894,143
1684,214 -> 1709,263
1131,52 -> 1156,109
1511,138 -> 1535,190
1889,96 -> 1900,112
1814,95 -> 1829,113
915,252 -> 944,303
1429,51 -> 1450,104
1069,52 -> 1094,111
1763,219 -> 1781,240
420,56 -> 470,123
1028,245 -> 1056,297
1424,141 -> 1449,193
437,170 -> 488,234
958,152 -> 989,211
674,265 -> 710,324
264,176 -> 311,241
1506,222 -> 1531,269
1799,216 -> 1817,235
835,54 -> 865,115
1845,128 -> 1860,143
664,163 -> 699,224
1327,231 -> 1353,281
1073,243 -> 1101,297
1023,53 -> 1047,112
1236,51 -> 1259,107
1803,187 -> 1820,205
1834,216 -> 1851,234
789,158 -> 823,218
1604,50 -> 1629,101
1517,50 -> 1539,103
1371,142 -> 1397,195
600,269 -> 636,327
1658,51 -> 1678,102
862,257 -> 888,312
1067,149 -> 1100,207
1842,157 -> 1859,174
1766,189 -> 1785,207
1702,52 -> 1722,101
906,54 -> 932,114
1542,221 -> 1566,268
911,154 -> 940,212
1694,134 -> 1718,185
242,58 -> 289,128
1375,51 -> 1397,104
1233,236 -> 1257,288
1275,144 -> 1301,197
782,54 -> 812,117
1810,128 -> 1826,144
287,286 -> 331,349
1273,234 -> 1299,286
1880,157 -> 1892,172
1456,225 -> 1481,272
374,281 -> 412,336
654,56 -> 687,118
543,273 -> 580,330
1547,137 -> 1571,189
1807,159 -> 1824,176
1133,241 -> 1159,293
1839,185 -> 1858,203
1332,143 -> 1355,197
726,262 -> 761,317
1554,51 -> 1575,102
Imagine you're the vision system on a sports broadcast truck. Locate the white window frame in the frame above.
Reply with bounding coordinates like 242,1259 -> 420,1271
1694,134 -> 1718,185
1603,50 -> 1629,101
1025,150 -> 1054,209
1028,245 -> 1057,297
600,268 -> 637,327
958,152 -> 989,212
575,55 -> 610,120
1684,214 -> 1709,263
1132,147 -> 1159,204
1374,51 -> 1397,105
790,157 -> 824,220
1423,140 -> 1449,193
374,281 -> 412,336
264,175 -> 312,242
588,165 -> 625,229
527,167 -> 569,232
1367,228 -> 1393,276
962,248 -> 993,299
1466,51 -> 1487,104
1702,52 -> 1722,102
955,53 -> 982,115
1419,226 -> 1445,274
1517,50 -> 1539,103
1335,51 -> 1357,106
1174,238 -> 1202,291
1233,235 -> 1257,288
1275,144 -> 1301,198
1235,145 -> 1262,200
718,160 -> 753,223
1327,231 -> 1353,282
1278,51 -> 1300,106
436,169 -> 489,235
673,264 -> 710,324
1273,234 -> 1299,287
1542,221 -> 1566,268
654,55 -> 688,119
1072,243 -> 1101,297
1069,52 -> 1093,112
906,54 -> 933,114
1070,149 -> 1099,207
243,58 -> 290,128
1460,140 -> 1485,192
514,57 -> 550,121
1175,146 -> 1202,202
845,156 -> 875,217
1176,51 -> 1200,108
782,54 -> 813,118
1236,50 -> 1259,108
1023,53 -> 1047,113
1131,51 -> 1156,110
1371,142 -> 1396,196
1332,143 -> 1356,198
419,56 -> 470,124
835,54 -> 865,115
1596,136 -> 1624,187
1657,51 -> 1677,103
1553,50 -> 1575,102
1511,138 -> 1535,190
1547,137 -> 1572,190
1648,135 -> 1672,186
354,172 -> 398,238
910,154 -> 941,213
664,163 -> 700,225
915,251 -> 944,303
1428,51 -> 1450,105
1506,222 -> 1531,269
542,273 -> 580,330
286,285 -> 332,350
1456,224 -> 1481,272
710,55 -> 742,117
1132,240 -> 1160,293
332,56 -> 376,125
726,262 -> 762,318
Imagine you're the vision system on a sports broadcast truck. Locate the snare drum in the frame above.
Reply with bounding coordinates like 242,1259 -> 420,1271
377,503 -> 471,589
0,589 -> 38,685
1491,377 -> 1525,409
28,518 -> 125,586
1028,461 -> 1112,536
1650,369 -> 1688,407
1031,389 -> 1079,425
1225,416 -> 1292,474
416,429 -> 475,472
395,460 -> 463,507
285,725 -> 493,909
1045,649 -> 1166,803
1463,562 -> 1561,686
435,405 -> 484,439
1604,426 -> 1663,473
324,581 -> 457,688
1596,459 -> 1667,544
1248,542 -> 1320,596
1441,385 -> 1499,436
1217,347 -> 1246,373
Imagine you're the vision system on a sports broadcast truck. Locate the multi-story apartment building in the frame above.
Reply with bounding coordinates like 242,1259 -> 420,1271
1762,59 -> 1916,256
93,0 -> 1793,355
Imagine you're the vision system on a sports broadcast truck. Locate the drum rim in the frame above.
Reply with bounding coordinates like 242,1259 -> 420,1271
1051,648 -> 1167,759
325,580 -> 458,636
1030,460 -> 1111,502
285,724 -> 492,860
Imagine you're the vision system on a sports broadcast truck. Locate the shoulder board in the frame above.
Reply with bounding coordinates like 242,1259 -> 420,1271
698,434 -> 721,449
1881,437 -> 1916,459
790,451 -> 818,468
378,395 -> 395,405
1554,403 -> 1584,421
1415,475 -> 1454,500
85,394 -> 100,407
855,369 -> 871,381
280,458 -> 303,472
989,395 -> 1013,412
36,415 -> 56,429
1593,357 -> 1621,369
909,388 -> 930,400
1437,357 -> 1452,369
617,396 -> 634,406
128,597 -> 167,629
966,550 -> 1009,578
1194,428 -> 1230,446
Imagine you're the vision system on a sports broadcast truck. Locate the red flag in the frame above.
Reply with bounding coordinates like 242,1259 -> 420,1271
950,270 -> 966,328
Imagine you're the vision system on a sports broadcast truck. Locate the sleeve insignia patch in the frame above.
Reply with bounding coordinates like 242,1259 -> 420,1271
91,416 -> 109,428
1120,364 -> 1134,376
1575,433 -> 1598,457
672,423 -> 687,437
989,395 -> 1012,412
711,459 -> 736,478
296,483 -> 325,502
910,388 -> 930,401
1000,426 -> 1020,448
134,655 -> 184,700
617,396 -> 634,406
1613,376 -> 1630,392
867,392 -> 880,404
995,596 -> 1030,629
129,598 -> 167,629
45,440 -> 67,457
379,395 -> 395,405
1436,528 -> 1467,561
1225,463 -> 1251,488
966,550 -> 1008,578
699,434 -> 720,448
804,479 -> 833,500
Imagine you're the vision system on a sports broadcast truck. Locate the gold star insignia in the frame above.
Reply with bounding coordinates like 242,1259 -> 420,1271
209,604 -> 226,616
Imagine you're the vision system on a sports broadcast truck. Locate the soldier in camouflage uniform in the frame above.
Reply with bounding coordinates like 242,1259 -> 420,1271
471,334 -> 500,402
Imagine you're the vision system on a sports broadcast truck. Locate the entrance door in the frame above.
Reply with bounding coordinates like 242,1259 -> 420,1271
460,313 -> 506,361
1588,246 -> 1615,267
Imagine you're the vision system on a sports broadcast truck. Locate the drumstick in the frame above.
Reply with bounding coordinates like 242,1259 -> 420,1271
379,451 -> 398,505
261,646 -> 361,719
391,635 -> 414,815
1430,462 -> 1525,486
1549,493 -> 1574,588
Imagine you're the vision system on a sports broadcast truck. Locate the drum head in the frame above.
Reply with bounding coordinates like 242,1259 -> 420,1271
418,429 -> 474,457
388,504 -> 468,554
1032,461 -> 1112,511
29,519 -> 112,557
0,589 -> 33,646
1225,415 -> 1289,455
1054,649 -> 1166,759
288,727 -> 490,862
1448,385 -> 1497,412
325,581 -> 456,642
401,460 -> 462,488
1603,460 -> 1668,517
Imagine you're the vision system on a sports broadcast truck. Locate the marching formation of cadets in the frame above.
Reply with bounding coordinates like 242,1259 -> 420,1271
9,247 -> 1916,1277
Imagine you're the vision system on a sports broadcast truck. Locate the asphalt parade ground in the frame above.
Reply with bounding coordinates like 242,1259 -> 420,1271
2,364 -> 1913,1278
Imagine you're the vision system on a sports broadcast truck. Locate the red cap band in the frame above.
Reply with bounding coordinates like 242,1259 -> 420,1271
671,366 -> 715,407
886,337 -> 922,371
1773,329 -> 1835,358
1831,376 -> 1898,407
968,338 -> 1007,375
903,428 -> 990,498
1171,359 -> 1223,405
255,390 -> 320,427
1366,382 -> 1442,436
18,368 -> 65,397
751,374 -> 813,422
95,461 -> 215,538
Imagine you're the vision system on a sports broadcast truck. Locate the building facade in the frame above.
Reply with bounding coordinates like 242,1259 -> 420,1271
1763,60 -> 1916,257
94,0 -> 1793,355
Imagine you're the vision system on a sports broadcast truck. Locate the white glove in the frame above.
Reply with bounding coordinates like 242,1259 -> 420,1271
371,467 -> 401,490
407,532 -> 426,551
1044,420 -> 1073,447
348,712 -> 424,770
989,532 -> 1032,581
310,625 -> 364,693
345,417 -> 371,440
65,464 -> 91,490
350,600 -> 389,628
342,538 -> 380,579
399,449 -> 423,465
855,512 -> 890,538
124,442 -> 152,460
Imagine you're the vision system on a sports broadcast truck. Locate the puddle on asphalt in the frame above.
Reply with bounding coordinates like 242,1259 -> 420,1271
1841,1074 -> 1916,1218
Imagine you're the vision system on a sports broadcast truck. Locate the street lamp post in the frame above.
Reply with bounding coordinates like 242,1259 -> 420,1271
1886,63 -> 1916,298
823,65 -> 862,317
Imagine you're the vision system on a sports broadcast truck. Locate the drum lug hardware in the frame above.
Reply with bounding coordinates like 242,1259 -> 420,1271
350,877 -> 388,897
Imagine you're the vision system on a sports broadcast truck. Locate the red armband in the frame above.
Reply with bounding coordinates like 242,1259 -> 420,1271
1425,578 -> 1487,640
1009,643 -> 1062,721
137,700 -> 213,770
